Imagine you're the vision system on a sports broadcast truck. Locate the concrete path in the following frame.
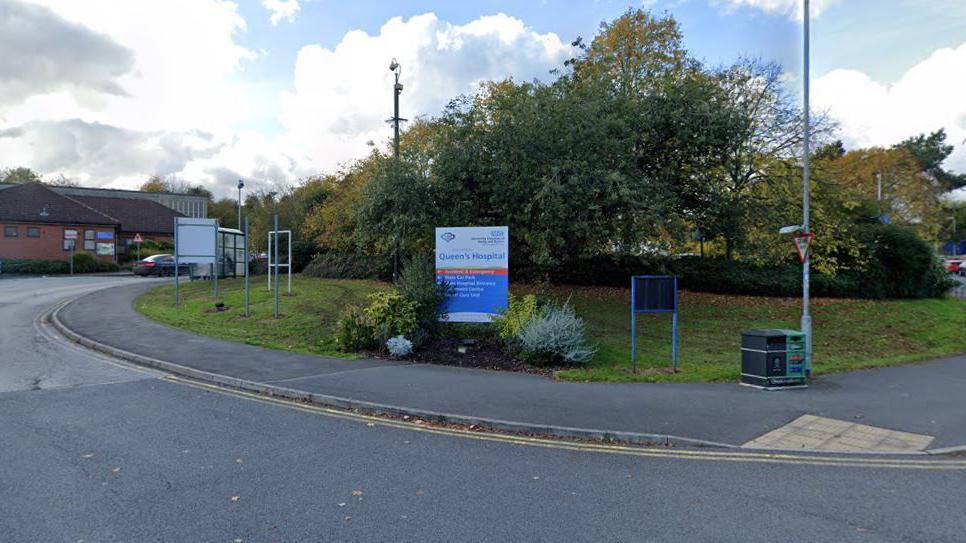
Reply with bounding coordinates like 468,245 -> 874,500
59,281 -> 966,450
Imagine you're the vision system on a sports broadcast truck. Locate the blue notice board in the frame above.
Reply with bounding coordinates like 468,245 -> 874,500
631,275 -> 679,370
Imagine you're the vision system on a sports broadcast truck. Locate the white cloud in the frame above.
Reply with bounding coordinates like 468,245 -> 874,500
278,12 -> 572,173
717,0 -> 841,19
0,0 -> 134,105
813,41 -> 966,179
0,6 -> 570,197
262,0 -> 300,26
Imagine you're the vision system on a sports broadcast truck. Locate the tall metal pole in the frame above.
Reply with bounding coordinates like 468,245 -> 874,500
273,210 -> 280,320
391,62 -> 403,282
237,180 -> 244,231
801,0 -> 813,377
244,216 -> 250,318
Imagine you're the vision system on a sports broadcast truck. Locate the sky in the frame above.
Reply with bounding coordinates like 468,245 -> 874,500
1,0 -> 965,200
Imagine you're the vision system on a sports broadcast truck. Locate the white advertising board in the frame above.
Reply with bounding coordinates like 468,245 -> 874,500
175,217 -> 217,264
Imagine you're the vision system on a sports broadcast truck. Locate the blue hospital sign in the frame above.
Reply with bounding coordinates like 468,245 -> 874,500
435,226 -> 509,322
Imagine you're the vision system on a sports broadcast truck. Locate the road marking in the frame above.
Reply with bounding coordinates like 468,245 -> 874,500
162,375 -> 966,470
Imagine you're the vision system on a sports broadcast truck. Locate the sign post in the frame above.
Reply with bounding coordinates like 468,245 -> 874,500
630,275 -> 679,372
133,233 -> 143,261
434,226 -> 509,322
64,229 -> 78,276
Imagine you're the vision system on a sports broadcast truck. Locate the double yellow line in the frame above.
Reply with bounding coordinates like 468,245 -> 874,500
164,375 -> 966,471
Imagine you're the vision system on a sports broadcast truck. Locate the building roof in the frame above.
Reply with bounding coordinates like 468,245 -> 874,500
0,183 -> 117,226
73,195 -> 183,235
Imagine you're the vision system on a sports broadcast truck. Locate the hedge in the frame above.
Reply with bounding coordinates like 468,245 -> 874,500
0,257 -> 120,275
532,225 -> 954,299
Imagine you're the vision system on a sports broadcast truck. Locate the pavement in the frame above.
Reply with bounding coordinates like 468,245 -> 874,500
4,275 -> 966,541
56,280 -> 966,452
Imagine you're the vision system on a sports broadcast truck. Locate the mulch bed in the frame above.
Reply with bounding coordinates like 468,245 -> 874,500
402,338 -> 556,377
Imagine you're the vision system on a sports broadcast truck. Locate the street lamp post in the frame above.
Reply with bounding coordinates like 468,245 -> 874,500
801,0 -> 813,376
388,58 -> 406,281
237,179 -> 244,231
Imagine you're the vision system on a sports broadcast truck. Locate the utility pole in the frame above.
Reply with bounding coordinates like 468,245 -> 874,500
801,0 -> 813,377
237,179 -> 244,231
388,58 -> 406,282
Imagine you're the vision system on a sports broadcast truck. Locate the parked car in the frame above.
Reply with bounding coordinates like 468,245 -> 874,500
132,254 -> 191,277
944,259 -> 963,275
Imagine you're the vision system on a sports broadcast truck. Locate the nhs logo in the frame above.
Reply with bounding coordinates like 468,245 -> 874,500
440,232 -> 456,243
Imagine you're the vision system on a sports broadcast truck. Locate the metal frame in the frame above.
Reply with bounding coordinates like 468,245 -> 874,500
267,229 -> 292,294
630,275 -> 679,371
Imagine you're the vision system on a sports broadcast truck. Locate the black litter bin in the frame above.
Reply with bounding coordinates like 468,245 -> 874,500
740,329 -> 807,389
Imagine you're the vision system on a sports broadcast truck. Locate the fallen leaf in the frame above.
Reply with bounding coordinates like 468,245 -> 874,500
351,490 -> 363,497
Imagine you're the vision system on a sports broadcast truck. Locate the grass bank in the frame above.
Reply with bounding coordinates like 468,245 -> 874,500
135,276 -> 966,383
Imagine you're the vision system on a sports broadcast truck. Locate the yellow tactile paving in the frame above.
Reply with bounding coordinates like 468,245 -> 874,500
743,414 -> 934,452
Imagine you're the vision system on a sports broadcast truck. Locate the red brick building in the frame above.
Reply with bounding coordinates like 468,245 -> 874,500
0,183 -> 182,263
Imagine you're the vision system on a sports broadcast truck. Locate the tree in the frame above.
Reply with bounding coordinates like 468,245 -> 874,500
826,147 -> 945,240
568,8 -> 690,97
1,167 -> 42,184
696,59 -> 832,260
894,129 -> 966,190
140,176 -> 170,193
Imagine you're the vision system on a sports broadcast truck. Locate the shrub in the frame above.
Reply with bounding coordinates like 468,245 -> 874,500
396,256 -> 449,334
363,290 -> 419,344
0,258 -> 69,274
386,335 -> 413,358
71,252 -> 98,273
865,224 -> 954,298
492,293 -> 540,342
518,302 -> 597,366
0,256 -> 117,275
335,306 -> 376,351
303,252 -> 390,280
335,290 -> 419,352
290,240 -> 319,273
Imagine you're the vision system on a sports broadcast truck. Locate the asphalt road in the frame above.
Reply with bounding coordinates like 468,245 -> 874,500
2,276 -> 966,542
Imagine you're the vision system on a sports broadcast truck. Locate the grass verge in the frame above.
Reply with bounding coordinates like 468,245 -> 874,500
135,276 -> 966,382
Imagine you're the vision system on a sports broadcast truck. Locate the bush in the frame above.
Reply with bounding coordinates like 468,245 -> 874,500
335,306 -> 376,351
865,224 -> 954,298
492,293 -> 540,342
335,290 -> 419,352
386,335 -> 413,358
363,290 -> 419,344
0,258 -> 69,274
290,240 -> 319,273
518,302 -> 597,366
396,256 -> 449,335
302,252 -> 390,280
0,256 -> 118,275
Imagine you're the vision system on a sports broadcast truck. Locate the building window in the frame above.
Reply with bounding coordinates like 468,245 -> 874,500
84,229 -> 95,251
64,229 -> 78,251
4,226 -> 17,237
27,227 -> 40,238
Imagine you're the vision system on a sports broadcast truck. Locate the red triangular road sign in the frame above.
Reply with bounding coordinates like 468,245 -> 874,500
133,233 -> 144,243
793,232 -> 814,264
